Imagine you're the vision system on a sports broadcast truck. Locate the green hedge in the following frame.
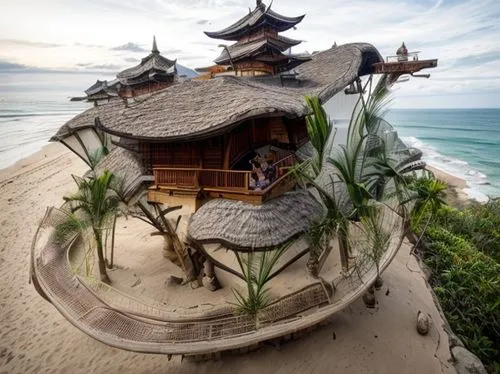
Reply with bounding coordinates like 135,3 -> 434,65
433,200 -> 500,263
422,212 -> 500,373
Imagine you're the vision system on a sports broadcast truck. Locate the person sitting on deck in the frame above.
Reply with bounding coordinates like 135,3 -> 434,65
249,160 -> 270,190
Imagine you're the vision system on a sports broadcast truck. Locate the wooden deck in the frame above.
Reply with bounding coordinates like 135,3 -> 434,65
150,155 -> 296,205
372,59 -> 438,74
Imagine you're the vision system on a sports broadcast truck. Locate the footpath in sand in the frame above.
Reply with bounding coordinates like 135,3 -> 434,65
0,143 -> 455,373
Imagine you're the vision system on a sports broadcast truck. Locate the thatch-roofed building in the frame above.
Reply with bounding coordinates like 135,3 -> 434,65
54,3 -> 437,252
116,36 -> 178,98
79,37 -> 178,105
84,79 -> 119,105
205,0 -> 311,76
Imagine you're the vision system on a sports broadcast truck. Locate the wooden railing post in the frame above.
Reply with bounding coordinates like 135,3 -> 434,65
194,170 -> 200,188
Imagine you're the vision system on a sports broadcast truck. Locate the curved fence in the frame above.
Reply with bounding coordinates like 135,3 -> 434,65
30,204 -> 405,355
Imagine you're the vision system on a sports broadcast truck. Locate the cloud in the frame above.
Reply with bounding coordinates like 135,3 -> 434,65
162,48 -> 183,56
123,57 -> 139,63
84,63 -> 123,71
74,42 -> 104,48
1,0 -> 500,106
0,60 -> 28,71
0,39 -> 64,48
110,42 -> 147,53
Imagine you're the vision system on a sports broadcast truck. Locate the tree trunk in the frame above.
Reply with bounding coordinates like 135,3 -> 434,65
338,222 -> 350,272
107,214 -> 117,269
94,228 -> 111,284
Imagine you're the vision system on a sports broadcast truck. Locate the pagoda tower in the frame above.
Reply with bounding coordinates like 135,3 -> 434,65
116,36 -> 178,97
205,1 -> 310,77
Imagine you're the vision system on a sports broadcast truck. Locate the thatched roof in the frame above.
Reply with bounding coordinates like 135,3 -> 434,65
204,1 -> 304,41
88,43 -> 382,142
93,147 -> 147,200
188,189 -> 323,250
117,37 -> 177,85
214,35 -> 303,64
50,99 -> 124,141
85,79 -> 119,97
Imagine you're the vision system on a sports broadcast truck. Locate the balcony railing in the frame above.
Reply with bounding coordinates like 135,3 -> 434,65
152,155 -> 297,202
154,168 -> 250,191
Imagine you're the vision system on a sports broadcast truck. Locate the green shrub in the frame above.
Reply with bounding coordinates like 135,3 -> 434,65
423,223 -> 500,372
433,200 -> 500,263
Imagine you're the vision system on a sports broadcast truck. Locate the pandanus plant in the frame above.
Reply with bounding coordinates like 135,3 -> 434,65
232,243 -> 290,320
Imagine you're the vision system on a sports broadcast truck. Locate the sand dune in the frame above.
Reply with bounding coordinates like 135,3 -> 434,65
0,143 -> 455,373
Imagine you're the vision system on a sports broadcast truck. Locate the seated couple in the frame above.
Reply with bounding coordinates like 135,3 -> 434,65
249,156 -> 276,191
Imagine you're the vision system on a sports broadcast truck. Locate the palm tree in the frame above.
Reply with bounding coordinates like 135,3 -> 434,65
63,171 -> 119,284
300,74 -> 423,273
405,172 -> 447,246
304,96 -> 333,178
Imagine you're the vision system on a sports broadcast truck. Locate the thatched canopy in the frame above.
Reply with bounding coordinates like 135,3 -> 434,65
50,99 -> 123,141
95,147 -> 144,185
92,147 -> 147,201
54,43 -> 381,143
204,1 -> 305,41
188,190 -> 323,250
83,43 -> 382,142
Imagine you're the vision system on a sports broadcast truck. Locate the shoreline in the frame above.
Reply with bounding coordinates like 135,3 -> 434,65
425,165 -> 471,206
0,144 -> 458,373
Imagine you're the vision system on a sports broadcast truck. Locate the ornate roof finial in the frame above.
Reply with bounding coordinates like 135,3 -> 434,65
256,0 -> 264,8
152,35 -> 159,54
396,41 -> 408,56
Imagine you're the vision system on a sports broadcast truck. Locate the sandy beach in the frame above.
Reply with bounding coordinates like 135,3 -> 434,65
0,143 -> 459,373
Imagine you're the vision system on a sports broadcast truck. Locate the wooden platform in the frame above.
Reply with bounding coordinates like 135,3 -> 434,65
372,59 -> 438,74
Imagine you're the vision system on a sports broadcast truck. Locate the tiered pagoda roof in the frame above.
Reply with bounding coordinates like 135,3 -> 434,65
84,79 -> 119,100
213,35 -> 302,65
204,1 -> 305,40
116,36 -> 177,86
205,1 -> 311,75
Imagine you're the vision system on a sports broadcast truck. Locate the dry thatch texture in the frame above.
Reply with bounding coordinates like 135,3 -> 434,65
94,43 -> 381,141
96,77 -> 306,141
94,147 -> 146,196
117,53 -> 176,82
54,43 -> 381,143
214,35 -> 303,64
188,189 -> 323,249
50,99 -> 124,141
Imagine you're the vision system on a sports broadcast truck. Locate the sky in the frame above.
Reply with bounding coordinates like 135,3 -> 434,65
0,0 -> 499,108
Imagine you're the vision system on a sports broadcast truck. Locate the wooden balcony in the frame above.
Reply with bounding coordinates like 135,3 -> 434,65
150,155 -> 297,205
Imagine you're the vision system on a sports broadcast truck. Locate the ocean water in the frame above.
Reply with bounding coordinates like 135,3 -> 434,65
0,73 -> 498,201
387,109 -> 500,201
0,73 -> 90,169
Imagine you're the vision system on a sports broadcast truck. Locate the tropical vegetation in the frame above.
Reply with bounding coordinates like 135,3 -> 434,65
298,74 -> 425,276
232,243 -> 290,319
62,171 -> 120,283
413,200 -> 500,373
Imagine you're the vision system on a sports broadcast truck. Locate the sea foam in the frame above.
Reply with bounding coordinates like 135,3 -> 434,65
402,136 -> 490,202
